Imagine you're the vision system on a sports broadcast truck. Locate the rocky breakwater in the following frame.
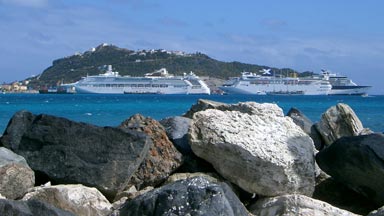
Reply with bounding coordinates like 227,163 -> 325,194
0,100 -> 383,215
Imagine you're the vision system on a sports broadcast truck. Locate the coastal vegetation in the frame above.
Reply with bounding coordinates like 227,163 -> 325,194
27,43 -> 309,88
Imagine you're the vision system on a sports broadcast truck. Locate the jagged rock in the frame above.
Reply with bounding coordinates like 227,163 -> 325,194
314,175 -> 378,215
368,206 -> 384,216
249,194 -> 359,216
0,110 -> 151,200
189,102 -> 316,196
119,114 -> 183,190
183,99 -> 227,118
165,172 -> 221,184
160,116 -> 215,173
0,198 -> 75,216
316,133 -> 384,206
315,103 -> 372,146
184,99 -> 285,119
160,116 -> 192,154
112,186 -> 154,212
22,184 -> 112,216
287,107 -> 324,150
113,176 -> 249,216
0,147 -> 34,199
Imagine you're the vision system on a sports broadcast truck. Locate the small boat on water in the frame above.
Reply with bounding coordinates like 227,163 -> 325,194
39,86 -> 75,94
65,65 -> 210,95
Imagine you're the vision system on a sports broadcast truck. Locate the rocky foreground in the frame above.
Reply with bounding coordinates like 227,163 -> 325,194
0,99 -> 383,216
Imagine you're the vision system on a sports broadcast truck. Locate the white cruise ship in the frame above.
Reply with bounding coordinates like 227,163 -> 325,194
320,69 -> 371,95
219,69 -> 332,95
67,65 -> 210,94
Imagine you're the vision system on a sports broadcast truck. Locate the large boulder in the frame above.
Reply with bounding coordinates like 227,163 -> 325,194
119,114 -> 183,190
22,184 -> 112,216
160,116 -> 215,173
0,198 -> 75,216
183,99 -> 227,118
316,133 -> 384,206
249,194 -> 359,216
189,102 -> 316,196
287,107 -> 323,150
113,176 -> 249,216
0,147 -> 34,199
160,116 -> 192,155
315,103 -> 372,146
0,110 -> 151,200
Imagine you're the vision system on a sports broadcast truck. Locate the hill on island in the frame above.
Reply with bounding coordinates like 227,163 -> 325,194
28,43 -> 314,89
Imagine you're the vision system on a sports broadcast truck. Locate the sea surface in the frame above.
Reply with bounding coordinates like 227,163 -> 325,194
0,94 -> 383,134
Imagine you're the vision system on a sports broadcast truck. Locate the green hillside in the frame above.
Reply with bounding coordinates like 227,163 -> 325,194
28,43 -> 308,88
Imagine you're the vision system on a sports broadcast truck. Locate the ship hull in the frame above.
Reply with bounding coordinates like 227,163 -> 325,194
329,86 -> 371,95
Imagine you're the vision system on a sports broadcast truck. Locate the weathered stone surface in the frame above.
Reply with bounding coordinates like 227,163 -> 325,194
22,184 -> 112,216
160,116 -> 215,173
316,133 -> 384,206
189,103 -> 316,196
160,116 -> 192,154
0,110 -> 151,200
315,103 -> 372,146
287,107 -> 324,150
183,99 -> 227,118
368,206 -> 384,216
0,198 -> 75,216
119,114 -> 183,190
113,176 -> 249,216
0,147 -> 34,199
249,194 -> 359,216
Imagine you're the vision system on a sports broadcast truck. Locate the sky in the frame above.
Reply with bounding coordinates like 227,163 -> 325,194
1,0 -> 383,94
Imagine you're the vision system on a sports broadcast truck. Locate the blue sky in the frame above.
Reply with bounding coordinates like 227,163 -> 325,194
1,0 -> 383,94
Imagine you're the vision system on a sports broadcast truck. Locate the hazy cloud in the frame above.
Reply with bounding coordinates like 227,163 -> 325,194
158,16 -> 188,28
260,18 -> 287,30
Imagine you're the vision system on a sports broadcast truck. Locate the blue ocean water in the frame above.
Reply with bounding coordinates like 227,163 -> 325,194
0,94 -> 383,134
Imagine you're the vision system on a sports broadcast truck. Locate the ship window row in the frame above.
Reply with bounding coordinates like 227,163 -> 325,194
249,80 -> 300,85
82,84 -> 173,88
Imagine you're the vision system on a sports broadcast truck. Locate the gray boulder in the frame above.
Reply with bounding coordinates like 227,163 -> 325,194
183,99 -> 227,118
160,116 -> 192,154
315,103 -> 372,146
368,206 -> 384,216
287,107 -> 323,150
119,114 -> 183,191
113,176 -> 249,216
0,110 -> 151,200
0,198 -> 75,216
22,184 -> 112,216
0,147 -> 34,199
189,102 -> 316,197
316,133 -> 384,206
249,194 -> 359,216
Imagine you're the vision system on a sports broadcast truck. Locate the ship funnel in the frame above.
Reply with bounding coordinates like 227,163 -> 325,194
108,65 -> 113,72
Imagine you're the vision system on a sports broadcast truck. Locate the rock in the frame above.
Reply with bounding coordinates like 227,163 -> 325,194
0,198 -> 75,216
249,194 -> 359,216
22,184 -> 112,216
112,186 -> 154,212
0,147 -> 35,199
113,176 -> 249,216
0,110 -> 151,200
189,103 -> 316,196
315,103 -> 372,146
316,133 -> 384,206
368,206 -> 384,216
183,99 -> 227,118
287,107 -> 324,150
160,116 -> 215,173
119,114 -> 183,190
314,175 -> 378,215
160,116 -> 192,154
165,172 -> 221,184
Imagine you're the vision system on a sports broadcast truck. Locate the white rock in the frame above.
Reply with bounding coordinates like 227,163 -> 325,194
249,194 -> 360,216
23,184 -> 112,216
189,102 -> 316,196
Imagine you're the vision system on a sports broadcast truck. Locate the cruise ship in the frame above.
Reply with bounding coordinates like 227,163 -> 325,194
320,69 -> 371,95
219,69 -> 332,95
67,65 -> 210,94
